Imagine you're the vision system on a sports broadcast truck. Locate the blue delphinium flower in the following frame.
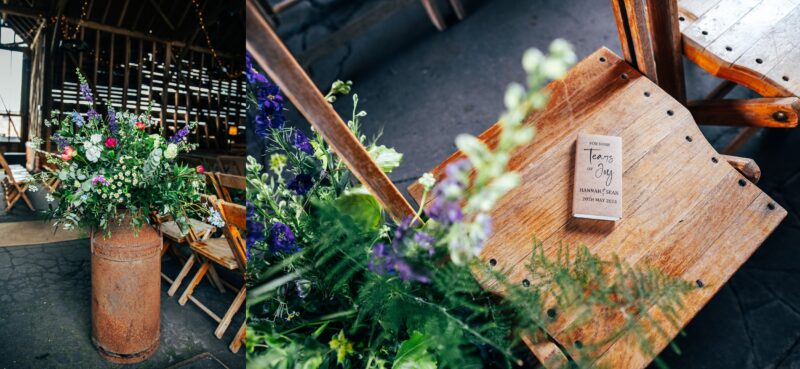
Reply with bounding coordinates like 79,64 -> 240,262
108,109 -> 118,135
255,110 -> 284,137
245,53 -> 269,85
245,202 -> 265,259
52,133 -> 68,149
80,82 -> 94,103
270,222 -> 301,254
368,217 -> 432,283
71,111 -> 85,128
292,130 -> 314,155
246,53 -> 286,138
287,173 -> 313,196
87,109 -> 101,122
427,160 -> 471,225
170,125 -> 190,143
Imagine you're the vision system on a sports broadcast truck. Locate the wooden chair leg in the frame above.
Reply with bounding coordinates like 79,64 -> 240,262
161,240 -> 172,257
168,253 -> 196,296
179,261 -> 210,306
17,185 -> 34,211
229,322 -> 246,353
215,286 -> 246,338
207,264 -> 227,293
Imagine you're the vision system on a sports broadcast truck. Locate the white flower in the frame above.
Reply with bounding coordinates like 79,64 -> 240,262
85,144 -> 102,163
418,173 -> 436,192
45,193 -> 54,202
164,144 -> 178,159
90,134 -> 103,144
28,185 -> 39,192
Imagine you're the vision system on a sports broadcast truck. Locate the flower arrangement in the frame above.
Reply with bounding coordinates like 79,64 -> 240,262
245,41 -> 694,369
31,70 -> 206,235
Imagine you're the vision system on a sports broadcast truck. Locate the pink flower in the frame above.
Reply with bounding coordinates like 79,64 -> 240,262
196,165 -> 205,174
135,121 -> 146,130
105,137 -> 117,148
61,146 -> 76,161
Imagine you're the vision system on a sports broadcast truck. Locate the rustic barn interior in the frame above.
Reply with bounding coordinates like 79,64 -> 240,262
0,0 -> 245,165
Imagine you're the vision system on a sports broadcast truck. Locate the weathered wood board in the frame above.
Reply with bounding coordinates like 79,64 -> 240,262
408,48 -> 786,369
679,0 -> 800,97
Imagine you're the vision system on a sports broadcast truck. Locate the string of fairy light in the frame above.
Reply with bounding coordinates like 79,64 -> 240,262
191,0 -> 241,79
52,0 -> 89,40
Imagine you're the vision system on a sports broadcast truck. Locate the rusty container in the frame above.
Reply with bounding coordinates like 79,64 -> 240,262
91,218 -> 162,364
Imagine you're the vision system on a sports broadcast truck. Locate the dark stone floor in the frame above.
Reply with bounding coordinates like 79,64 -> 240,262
271,0 -> 800,368
0,227 -> 245,369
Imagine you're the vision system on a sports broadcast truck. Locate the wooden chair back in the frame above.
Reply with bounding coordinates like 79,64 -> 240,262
0,151 -> 17,183
216,155 -> 245,176
215,199 -> 247,273
205,172 -> 224,200
215,173 -> 246,203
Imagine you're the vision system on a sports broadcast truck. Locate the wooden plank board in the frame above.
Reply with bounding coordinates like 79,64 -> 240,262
408,48 -> 786,369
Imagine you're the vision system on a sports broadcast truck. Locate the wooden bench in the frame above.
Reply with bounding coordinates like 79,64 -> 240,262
406,48 -> 786,369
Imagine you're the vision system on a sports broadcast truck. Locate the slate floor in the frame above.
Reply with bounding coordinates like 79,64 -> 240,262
272,0 -> 800,368
0,203 -> 245,369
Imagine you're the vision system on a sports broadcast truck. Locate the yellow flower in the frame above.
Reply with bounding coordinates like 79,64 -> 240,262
328,330 -> 353,365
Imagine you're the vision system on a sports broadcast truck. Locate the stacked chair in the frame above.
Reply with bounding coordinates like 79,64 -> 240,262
0,151 -> 34,213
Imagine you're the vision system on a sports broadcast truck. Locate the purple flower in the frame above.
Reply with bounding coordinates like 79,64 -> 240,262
108,110 -> 118,135
245,53 -> 269,85
245,202 -> 265,258
71,112 -> 85,128
255,110 -> 284,137
368,242 -> 430,283
52,134 -> 68,149
87,109 -> 101,122
427,198 -> 464,225
292,130 -> 313,154
413,231 -> 436,255
91,175 -> 109,186
270,222 -> 301,254
170,125 -> 190,143
80,83 -> 93,103
287,173 -> 313,196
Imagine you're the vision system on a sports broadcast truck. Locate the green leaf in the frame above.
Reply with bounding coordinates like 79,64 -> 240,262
368,145 -> 403,173
333,187 -> 382,230
393,331 -> 437,369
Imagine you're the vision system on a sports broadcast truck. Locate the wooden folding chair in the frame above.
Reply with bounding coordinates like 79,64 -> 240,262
215,173 -> 246,203
0,151 -> 34,212
178,199 -> 247,340
247,9 -> 786,368
611,0 -> 800,154
205,172 -> 225,201
37,151 -> 61,192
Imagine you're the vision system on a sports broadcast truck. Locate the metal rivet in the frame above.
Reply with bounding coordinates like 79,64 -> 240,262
667,110 -> 674,116
738,179 -> 747,187
711,157 -> 718,163
696,279 -> 704,288
702,30 -> 708,35
773,111 -> 789,122
783,76 -> 790,82
644,91 -> 651,97
756,58 -> 763,64
489,258 -> 497,267
547,308 -> 557,318
767,203 -> 776,210
621,73 -> 629,80
599,56 -> 606,62
685,135 -> 692,142
522,279 -> 530,287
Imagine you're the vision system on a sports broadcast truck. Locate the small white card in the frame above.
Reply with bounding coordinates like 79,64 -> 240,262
572,133 -> 622,221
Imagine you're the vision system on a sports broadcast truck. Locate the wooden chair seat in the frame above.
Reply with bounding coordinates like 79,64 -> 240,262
160,218 -> 215,244
191,237 -> 239,270
408,48 -> 786,369
679,0 -> 800,97
2,165 -> 30,182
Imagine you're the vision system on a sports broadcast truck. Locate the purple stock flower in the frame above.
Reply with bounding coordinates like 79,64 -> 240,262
270,222 -> 301,254
87,109 -> 101,122
91,175 -> 109,186
170,125 -> 190,143
292,130 -> 313,154
71,111 -> 85,127
287,173 -> 313,196
368,217 -> 432,283
108,110 -> 118,135
80,83 -> 94,103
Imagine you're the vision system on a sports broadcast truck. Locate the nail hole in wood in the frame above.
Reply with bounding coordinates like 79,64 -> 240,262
685,135 -> 692,142
725,46 -> 732,52
489,258 -> 497,267
643,91 -> 650,97
667,110 -> 674,116
767,203 -> 776,210
702,30 -> 708,35
756,58 -> 763,64
547,308 -> 557,318
599,56 -> 606,62
575,340 -> 584,349
522,279 -> 530,287
696,279 -> 704,288
621,73 -> 629,80
738,179 -> 747,187
783,76 -> 790,82
711,157 -> 718,163
679,16 -> 685,21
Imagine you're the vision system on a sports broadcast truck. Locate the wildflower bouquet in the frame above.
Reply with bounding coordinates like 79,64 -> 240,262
33,70 -> 206,234
246,41 -> 694,369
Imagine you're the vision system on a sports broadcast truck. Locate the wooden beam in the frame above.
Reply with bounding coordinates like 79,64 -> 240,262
688,97 -> 800,128
116,0 -> 131,27
610,0 -> 686,103
246,0 -> 416,222
148,0 -> 176,30
722,155 -> 761,184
